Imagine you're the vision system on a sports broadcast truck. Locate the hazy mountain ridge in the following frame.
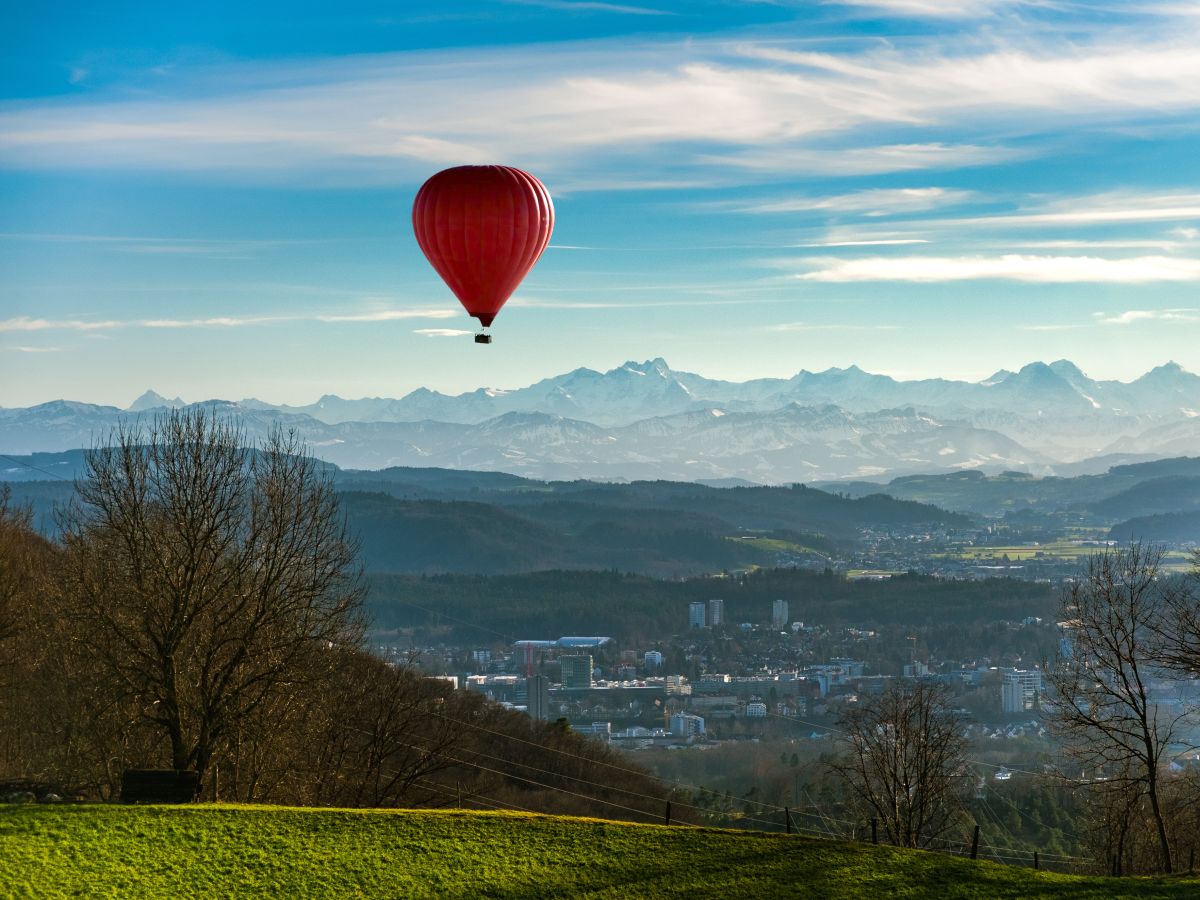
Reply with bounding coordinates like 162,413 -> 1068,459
2,358 -> 1198,482
116,358 -> 1200,431
818,457 -> 1200,521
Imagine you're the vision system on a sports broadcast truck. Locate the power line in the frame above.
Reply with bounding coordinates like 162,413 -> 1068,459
0,453 -> 75,483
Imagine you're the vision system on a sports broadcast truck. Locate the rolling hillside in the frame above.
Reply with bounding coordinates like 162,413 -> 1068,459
1,805 -> 1193,899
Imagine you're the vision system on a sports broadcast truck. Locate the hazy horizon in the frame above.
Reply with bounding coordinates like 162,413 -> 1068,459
10,355 -> 1195,411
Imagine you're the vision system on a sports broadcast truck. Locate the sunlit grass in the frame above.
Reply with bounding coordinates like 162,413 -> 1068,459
4,804 -> 1196,898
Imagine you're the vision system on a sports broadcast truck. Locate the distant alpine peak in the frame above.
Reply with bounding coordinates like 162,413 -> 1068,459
1142,361 -> 1186,378
127,390 -> 185,412
1048,359 -> 1086,379
1016,361 -> 1056,376
980,369 -> 1014,386
617,357 -> 672,376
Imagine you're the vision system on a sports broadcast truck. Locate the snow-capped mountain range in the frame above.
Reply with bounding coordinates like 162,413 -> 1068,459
3,359 -> 1199,483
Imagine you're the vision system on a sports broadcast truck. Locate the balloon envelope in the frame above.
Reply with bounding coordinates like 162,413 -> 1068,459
412,165 -> 555,327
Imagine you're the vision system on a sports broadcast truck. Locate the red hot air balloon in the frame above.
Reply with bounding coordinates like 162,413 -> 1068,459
412,165 -> 554,344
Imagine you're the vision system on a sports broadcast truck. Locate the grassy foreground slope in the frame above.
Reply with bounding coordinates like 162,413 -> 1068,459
1,805 -> 1194,899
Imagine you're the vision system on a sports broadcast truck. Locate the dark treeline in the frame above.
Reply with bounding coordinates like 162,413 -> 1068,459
0,413 -> 674,821
342,492 -> 770,576
368,568 -> 1057,644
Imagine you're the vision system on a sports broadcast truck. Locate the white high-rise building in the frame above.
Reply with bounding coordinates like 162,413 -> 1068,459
669,713 -> 706,737
688,601 -> 706,629
772,598 -> 789,629
644,650 -> 664,669
709,597 -> 725,628
1001,669 -> 1042,714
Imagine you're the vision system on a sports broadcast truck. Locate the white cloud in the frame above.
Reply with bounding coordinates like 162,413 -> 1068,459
0,231 -> 319,257
3,24 -> 1200,184
0,317 -> 122,333
1018,323 -> 1090,331
796,254 -> 1200,283
703,143 -> 1019,175
1009,239 -> 1182,250
504,0 -> 672,13
1094,308 -> 1200,324
0,307 -> 459,333
740,187 -> 972,215
939,192 -> 1200,229
414,328 -> 475,337
314,308 -> 459,323
9,345 -> 63,352
767,321 -> 901,331
826,0 -> 1023,18
792,238 -> 930,247
141,316 -> 282,328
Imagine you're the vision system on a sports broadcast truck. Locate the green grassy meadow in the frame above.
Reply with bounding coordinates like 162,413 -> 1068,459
2,804 -> 1198,898
938,542 -> 1192,568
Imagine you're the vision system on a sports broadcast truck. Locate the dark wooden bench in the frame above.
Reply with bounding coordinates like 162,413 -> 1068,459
119,769 -> 199,804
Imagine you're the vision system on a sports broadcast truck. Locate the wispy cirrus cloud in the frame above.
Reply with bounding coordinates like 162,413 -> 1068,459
3,18 -> 1200,185
314,309 -> 459,323
826,0 -> 1026,18
929,192 -> 1200,230
766,321 -> 902,332
739,187 -> 973,215
702,142 -> 1020,175
503,0 -> 673,14
1095,308 -> 1200,325
792,238 -> 930,247
0,307 -> 459,333
0,317 -> 123,333
414,328 -> 476,337
795,254 -> 1200,283
0,231 -> 327,257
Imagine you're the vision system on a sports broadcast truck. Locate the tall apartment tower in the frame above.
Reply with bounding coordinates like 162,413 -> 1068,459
1001,669 -> 1043,714
560,654 -> 594,690
772,598 -> 789,629
708,597 -> 725,628
527,674 -> 551,720
688,601 -> 706,630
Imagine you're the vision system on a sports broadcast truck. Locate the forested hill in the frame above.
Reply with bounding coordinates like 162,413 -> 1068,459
338,471 -> 969,575
368,569 -> 1056,644
3,458 -> 971,577
334,466 -> 970,535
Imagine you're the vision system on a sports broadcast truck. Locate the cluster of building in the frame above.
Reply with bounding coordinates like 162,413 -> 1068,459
687,598 -> 791,630
401,596 -> 1072,748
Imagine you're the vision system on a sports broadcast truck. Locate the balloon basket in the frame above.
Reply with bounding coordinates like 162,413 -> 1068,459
474,332 -> 492,344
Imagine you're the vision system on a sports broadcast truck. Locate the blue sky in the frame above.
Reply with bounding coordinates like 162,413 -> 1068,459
4,0 -> 1200,406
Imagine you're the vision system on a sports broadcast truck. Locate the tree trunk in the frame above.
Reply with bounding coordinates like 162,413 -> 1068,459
1147,778 -> 1173,874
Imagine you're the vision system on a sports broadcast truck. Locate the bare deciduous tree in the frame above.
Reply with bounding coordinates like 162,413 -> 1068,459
59,408 -> 364,788
0,486 -> 45,649
829,680 -> 969,849
1046,543 -> 1181,874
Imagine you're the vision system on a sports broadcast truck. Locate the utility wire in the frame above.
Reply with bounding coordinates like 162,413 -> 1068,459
0,453 -> 76,482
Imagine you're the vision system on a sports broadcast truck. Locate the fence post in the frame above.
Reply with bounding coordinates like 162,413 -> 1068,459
785,807 -> 792,834
970,824 -> 980,860
664,801 -> 672,826
211,765 -> 219,803
1033,851 -> 1039,870
871,818 -> 878,844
